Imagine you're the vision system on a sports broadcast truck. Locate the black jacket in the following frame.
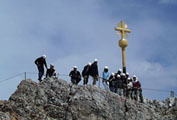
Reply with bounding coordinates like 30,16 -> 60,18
89,62 -> 98,77
116,78 -> 124,89
46,68 -> 55,77
108,75 -> 116,87
69,70 -> 81,80
35,57 -> 47,69
82,65 -> 90,77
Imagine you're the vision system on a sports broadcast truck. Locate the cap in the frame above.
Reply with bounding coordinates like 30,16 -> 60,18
118,69 -> 122,72
50,64 -> 54,67
126,73 -> 129,76
111,73 -> 115,76
127,77 -> 131,80
94,59 -> 98,62
42,54 -> 46,59
121,73 -> 125,76
133,75 -> 136,78
88,62 -> 92,66
104,66 -> 108,69
73,66 -> 77,69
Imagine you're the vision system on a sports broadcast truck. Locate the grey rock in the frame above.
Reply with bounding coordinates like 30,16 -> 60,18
0,78 -> 177,120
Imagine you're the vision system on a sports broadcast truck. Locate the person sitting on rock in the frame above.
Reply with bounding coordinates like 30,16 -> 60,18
34,55 -> 48,82
102,66 -> 110,91
46,64 -> 56,78
69,66 -> 81,85
89,59 -> 99,85
82,62 -> 91,85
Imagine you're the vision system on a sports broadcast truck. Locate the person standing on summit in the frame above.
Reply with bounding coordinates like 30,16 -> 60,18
82,62 -> 91,85
89,59 -> 99,85
35,55 -> 48,82
102,66 -> 109,90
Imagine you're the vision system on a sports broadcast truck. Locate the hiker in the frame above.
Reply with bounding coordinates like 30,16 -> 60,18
89,59 -> 99,85
126,72 -> 130,79
136,78 -> 143,103
69,66 -> 81,85
133,75 -> 143,102
108,73 -> 116,92
35,55 -> 48,82
132,75 -> 137,100
115,74 -> 124,96
82,62 -> 91,85
46,64 -> 56,78
102,66 -> 110,90
127,78 -> 133,99
121,73 -> 128,97
117,69 -> 122,76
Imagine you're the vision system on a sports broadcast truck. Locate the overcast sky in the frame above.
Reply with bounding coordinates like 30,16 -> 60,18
0,0 -> 177,100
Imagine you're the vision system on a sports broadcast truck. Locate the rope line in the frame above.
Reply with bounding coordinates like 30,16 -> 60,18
0,73 -> 24,83
142,88 -> 170,93
0,72 -> 176,97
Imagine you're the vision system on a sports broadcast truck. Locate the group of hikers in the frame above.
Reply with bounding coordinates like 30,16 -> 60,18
35,55 -> 143,103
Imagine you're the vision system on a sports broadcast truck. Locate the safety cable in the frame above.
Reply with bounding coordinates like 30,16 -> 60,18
0,72 -> 176,97
0,73 -> 24,83
142,88 -> 170,93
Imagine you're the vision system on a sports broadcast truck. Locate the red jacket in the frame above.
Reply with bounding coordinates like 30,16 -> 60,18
133,81 -> 141,88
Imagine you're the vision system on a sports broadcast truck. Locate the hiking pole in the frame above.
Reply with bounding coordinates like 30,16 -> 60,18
98,76 -> 100,88
25,72 -> 27,80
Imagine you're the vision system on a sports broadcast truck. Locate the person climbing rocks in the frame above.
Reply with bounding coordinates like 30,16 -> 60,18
69,66 -> 81,85
82,62 -> 91,85
46,64 -> 56,78
89,59 -> 99,85
102,66 -> 110,90
35,55 -> 48,82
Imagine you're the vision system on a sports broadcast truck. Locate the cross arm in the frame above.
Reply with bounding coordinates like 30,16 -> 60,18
114,27 -> 131,33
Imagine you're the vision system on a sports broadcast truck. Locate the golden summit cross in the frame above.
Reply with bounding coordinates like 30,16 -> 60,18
114,20 -> 131,73
115,20 -> 131,39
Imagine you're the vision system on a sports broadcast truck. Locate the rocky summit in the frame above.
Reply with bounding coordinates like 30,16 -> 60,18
0,78 -> 177,120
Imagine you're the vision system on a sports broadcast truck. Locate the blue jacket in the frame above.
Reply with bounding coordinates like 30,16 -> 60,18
102,71 -> 110,80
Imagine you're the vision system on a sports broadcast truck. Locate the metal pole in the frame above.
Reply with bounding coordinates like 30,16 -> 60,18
98,77 -> 101,88
170,91 -> 174,98
25,72 -> 26,80
57,73 -> 59,79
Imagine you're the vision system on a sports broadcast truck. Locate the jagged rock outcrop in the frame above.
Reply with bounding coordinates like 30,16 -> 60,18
0,78 -> 177,120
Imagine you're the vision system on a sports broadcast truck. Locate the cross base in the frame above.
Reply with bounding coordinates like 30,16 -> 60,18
123,67 -> 126,74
